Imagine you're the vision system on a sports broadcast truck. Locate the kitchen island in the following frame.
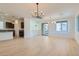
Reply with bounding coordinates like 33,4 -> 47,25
0,30 -> 13,41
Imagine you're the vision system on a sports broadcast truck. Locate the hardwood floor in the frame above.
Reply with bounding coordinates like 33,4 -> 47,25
0,36 -> 79,56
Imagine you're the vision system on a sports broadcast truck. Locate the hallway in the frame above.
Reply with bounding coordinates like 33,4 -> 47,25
0,36 -> 79,56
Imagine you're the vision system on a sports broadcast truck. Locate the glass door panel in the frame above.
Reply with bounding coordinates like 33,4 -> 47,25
42,23 -> 48,36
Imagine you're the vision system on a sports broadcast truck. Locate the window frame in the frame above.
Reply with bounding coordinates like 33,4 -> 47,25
0,20 -> 5,29
56,21 -> 68,32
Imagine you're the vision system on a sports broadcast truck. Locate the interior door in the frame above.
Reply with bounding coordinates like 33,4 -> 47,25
42,23 -> 48,36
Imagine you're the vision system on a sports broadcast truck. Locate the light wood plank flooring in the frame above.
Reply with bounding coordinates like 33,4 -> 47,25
0,36 -> 79,56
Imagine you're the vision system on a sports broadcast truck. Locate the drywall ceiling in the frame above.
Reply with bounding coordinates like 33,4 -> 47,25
0,3 -> 79,19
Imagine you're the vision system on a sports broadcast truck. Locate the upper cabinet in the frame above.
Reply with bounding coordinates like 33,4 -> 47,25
6,22 -> 14,29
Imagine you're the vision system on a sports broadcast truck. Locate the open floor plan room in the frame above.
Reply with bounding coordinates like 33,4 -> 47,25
0,3 -> 79,56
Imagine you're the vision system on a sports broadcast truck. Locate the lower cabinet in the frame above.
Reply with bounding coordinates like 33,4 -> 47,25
0,32 -> 13,41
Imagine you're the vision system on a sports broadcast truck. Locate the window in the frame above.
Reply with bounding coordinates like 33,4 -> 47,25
56,21 -> 68,32
0,21 -> 4,29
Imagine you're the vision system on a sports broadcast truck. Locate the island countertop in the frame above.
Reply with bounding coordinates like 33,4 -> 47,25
0,29 -> 14,32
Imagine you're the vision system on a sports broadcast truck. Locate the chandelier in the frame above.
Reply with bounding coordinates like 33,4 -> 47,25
32,3 -> 44,19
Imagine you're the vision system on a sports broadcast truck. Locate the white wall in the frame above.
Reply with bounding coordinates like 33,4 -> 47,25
24,17 -> 30,39
24,17 -> 41,39
30,18 -> 41,37
42,16 -> 75,39
24,16 -> 75,39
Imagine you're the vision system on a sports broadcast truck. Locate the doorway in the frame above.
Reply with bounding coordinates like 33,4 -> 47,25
42,23 -> 48,36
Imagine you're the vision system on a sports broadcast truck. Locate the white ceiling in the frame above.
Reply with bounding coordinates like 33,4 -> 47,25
0,3 -> 79,19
